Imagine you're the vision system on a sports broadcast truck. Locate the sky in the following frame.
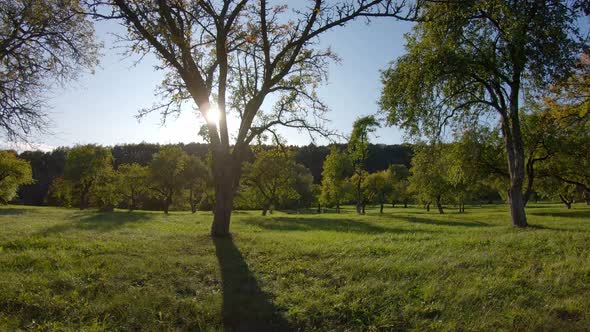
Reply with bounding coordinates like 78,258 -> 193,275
8,9 -> 415,151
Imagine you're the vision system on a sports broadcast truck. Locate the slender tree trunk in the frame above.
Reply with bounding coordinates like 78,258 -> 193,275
404,200 -> 408,208
559,194 -> 572,209
130,189 -> 136,211
163,193 -> 171,214
336,201 -> 340,213
362,203 -> 366,214
426,202 -> 430,212
79,185 -> 90,210
380,203 -> 384,214
583,190 -> 590,205
262,205 -> 269,216
317,203 -> 321,214
436,195 -> 444,214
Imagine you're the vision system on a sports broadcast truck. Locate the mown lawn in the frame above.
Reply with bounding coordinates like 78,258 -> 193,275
1,204 -> 590,331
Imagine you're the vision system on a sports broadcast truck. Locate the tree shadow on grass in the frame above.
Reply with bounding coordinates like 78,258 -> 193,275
0,208 -> 28,216
530,210 -> 590,220
39,211 -> 156,234
396,215 -> 490,227
243,216 -> 432,234
213,236 -> 291,331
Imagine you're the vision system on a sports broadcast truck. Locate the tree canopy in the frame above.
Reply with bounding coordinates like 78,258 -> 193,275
381,0 -> 587,227
0,0 -> 99,141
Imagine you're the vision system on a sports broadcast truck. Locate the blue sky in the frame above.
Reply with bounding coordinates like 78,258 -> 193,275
22,13 -> 414,150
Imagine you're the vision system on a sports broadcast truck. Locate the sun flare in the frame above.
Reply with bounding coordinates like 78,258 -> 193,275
206,105 -> 220,125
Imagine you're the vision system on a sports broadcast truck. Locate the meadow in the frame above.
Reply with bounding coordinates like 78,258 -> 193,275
1,204 -> 590,331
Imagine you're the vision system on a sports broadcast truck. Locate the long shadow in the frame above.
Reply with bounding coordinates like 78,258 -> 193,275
40,211 -> 155,234
244,216 -> 431,234
213,236 -> 291,331
396,215 -> 490,227
530,210 -> 590,220
0,208 -> 28,216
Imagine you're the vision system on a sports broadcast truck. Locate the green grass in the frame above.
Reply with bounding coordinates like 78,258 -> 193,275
1,204 -> 590,331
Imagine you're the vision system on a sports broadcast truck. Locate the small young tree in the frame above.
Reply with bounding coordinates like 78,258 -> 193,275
240,148 -> 299,216
182,156 -> 209,214
363,170 -> 392,214
149,146 -> 188,214
348,116 -> 379,214
118,163 -> 149,211
408,144 -> 451,214
320,146 -> 352,213
0,151 -> 33,203
388,164 -> 410,208
64,145 -> 112,209
91,168 -> 121,212
46,176 -> 72,207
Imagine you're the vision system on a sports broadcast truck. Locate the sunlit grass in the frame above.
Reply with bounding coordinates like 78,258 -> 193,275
1,203 -> 589,330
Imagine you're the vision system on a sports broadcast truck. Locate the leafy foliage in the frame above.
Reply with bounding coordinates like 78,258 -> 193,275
0,0 -> 99,141
0,151 -> 33,203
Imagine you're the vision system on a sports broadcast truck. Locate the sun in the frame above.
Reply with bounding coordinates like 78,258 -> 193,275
205,104 -> 220,125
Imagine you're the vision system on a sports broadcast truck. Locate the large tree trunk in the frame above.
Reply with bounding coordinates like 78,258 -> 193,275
502,78 -> 528,228
211,149 -> 237,237
583,190 -> 590,205
361,203 -> 366,214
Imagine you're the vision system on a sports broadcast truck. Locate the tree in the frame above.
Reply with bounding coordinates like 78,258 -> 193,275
363,170 -> 392,214
91,168 -> 121,212
64,145 -> 112,209
240,148 -> 299,216
388,164 -> 410,208
0,0 -> 99,141
0,151 -> 33,203
86,0 -> 415,236
381,1 -> 586,227
118,163 -> 149,211
46,176 -> 72,207
348,116 -> 379,214
182,156 -> 209,213
408,144 -> 451,214
149,146 -> 188,214
320,146 -> 352,213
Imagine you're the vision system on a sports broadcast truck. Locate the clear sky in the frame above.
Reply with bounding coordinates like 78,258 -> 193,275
14,13 -> 415,151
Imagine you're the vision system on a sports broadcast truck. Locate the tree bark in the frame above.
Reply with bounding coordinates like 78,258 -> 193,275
361,203 -> 366,214
404,200 -> 408,208
380,203 -> 384,214
426,202 -> 430,212
336,201 -> 340,213
210,149 -> 237,237
436,195 -> 444,214
501,76 -> 528,228
163,194 -> 171,214
559,194 -> 573,209
317,203 -> 321,214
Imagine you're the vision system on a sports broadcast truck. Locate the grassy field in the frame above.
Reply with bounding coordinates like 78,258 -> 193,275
1,204 -> 590,331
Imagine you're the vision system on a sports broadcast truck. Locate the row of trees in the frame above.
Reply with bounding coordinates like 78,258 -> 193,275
48,145 -> 209,213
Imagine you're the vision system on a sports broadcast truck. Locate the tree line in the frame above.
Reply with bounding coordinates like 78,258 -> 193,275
1,1 -> 588,234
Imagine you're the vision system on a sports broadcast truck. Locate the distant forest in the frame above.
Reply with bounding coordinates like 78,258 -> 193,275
15,143 -> 413,206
